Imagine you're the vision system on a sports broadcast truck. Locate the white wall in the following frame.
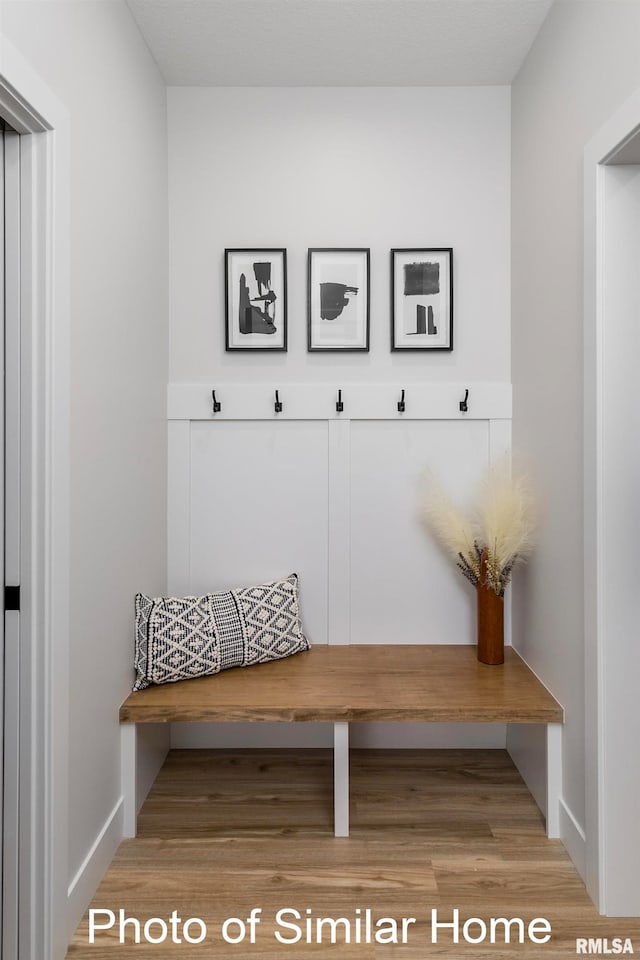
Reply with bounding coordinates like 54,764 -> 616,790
598,163 -> 640,913
0,0 -> 169,946
167,86 -> 512,751
168,86 -> 511,383
510,0 -> 640,873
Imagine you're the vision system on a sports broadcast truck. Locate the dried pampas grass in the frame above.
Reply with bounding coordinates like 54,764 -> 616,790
477,460 -> 536,583
419,475 -> 480,588
420,459 -> 536,597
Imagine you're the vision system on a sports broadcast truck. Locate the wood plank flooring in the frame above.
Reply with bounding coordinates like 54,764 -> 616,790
67,749 -> 640,958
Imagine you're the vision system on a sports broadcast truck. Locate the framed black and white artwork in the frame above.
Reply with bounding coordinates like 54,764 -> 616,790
308,248 -> 370,352
391,248 -> 453,351
225,248 -> 287,351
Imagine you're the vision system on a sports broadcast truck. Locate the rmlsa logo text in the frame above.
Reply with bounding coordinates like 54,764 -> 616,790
576,938 -> 634,955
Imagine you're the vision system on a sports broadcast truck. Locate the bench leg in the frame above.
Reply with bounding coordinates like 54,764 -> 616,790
333,722 -> 349,837
121,723 -> 137,838
546,722 -> 562,838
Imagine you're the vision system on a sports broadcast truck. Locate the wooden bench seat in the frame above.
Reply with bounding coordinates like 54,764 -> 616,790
120,644 -> 563,838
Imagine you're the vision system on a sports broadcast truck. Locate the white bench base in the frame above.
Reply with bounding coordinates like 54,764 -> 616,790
121,720 -> 563,840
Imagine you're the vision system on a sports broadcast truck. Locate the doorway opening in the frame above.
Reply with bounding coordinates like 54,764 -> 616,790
584,95 -> 640,917
0,42 -> 71,959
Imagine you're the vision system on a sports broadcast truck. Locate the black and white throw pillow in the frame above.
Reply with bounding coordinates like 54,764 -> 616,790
133,573 -> 308,691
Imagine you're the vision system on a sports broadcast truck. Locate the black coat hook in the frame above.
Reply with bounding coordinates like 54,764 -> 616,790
274,390 -> 283,413
212,390 -> 221,413
336,389 -> 344,413
397,389 -> 406,413
459,388 -> 469,413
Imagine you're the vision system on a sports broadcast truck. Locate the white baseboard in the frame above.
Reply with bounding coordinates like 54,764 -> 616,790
560,797 -> 587,882
66,797 -> 124,945
170,721 -> 333,749
170,722 -> 508,750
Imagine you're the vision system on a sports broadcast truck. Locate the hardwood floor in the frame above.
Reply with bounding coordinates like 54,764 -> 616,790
67,749 -> 640,958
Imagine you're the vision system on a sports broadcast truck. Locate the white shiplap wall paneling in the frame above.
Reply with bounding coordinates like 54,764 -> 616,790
167,380 -> 512,748
489,417 -> 514,647
328,419 -> 351,645
167,420 -> 191,596
349,419 -> 490,645
188,420 -> 330,645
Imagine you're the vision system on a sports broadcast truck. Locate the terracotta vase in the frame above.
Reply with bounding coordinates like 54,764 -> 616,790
476,551 -> 504,665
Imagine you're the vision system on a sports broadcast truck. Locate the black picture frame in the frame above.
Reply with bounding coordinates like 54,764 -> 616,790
307,248 -> 370,352
391,248 -> 453,351
225,248 -> 288,352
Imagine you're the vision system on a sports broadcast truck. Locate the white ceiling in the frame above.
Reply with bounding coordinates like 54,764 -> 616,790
125,0 -> 555,86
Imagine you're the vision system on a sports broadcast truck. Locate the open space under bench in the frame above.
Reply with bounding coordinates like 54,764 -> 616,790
120,644 -> 564,839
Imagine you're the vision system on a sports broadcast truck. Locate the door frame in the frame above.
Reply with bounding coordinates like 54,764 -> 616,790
3,121 -> 23,960
584,86 -> 640,916
0,38 -> 71,959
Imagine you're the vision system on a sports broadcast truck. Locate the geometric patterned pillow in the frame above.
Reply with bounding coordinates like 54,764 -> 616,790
133,573 -> 309,691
